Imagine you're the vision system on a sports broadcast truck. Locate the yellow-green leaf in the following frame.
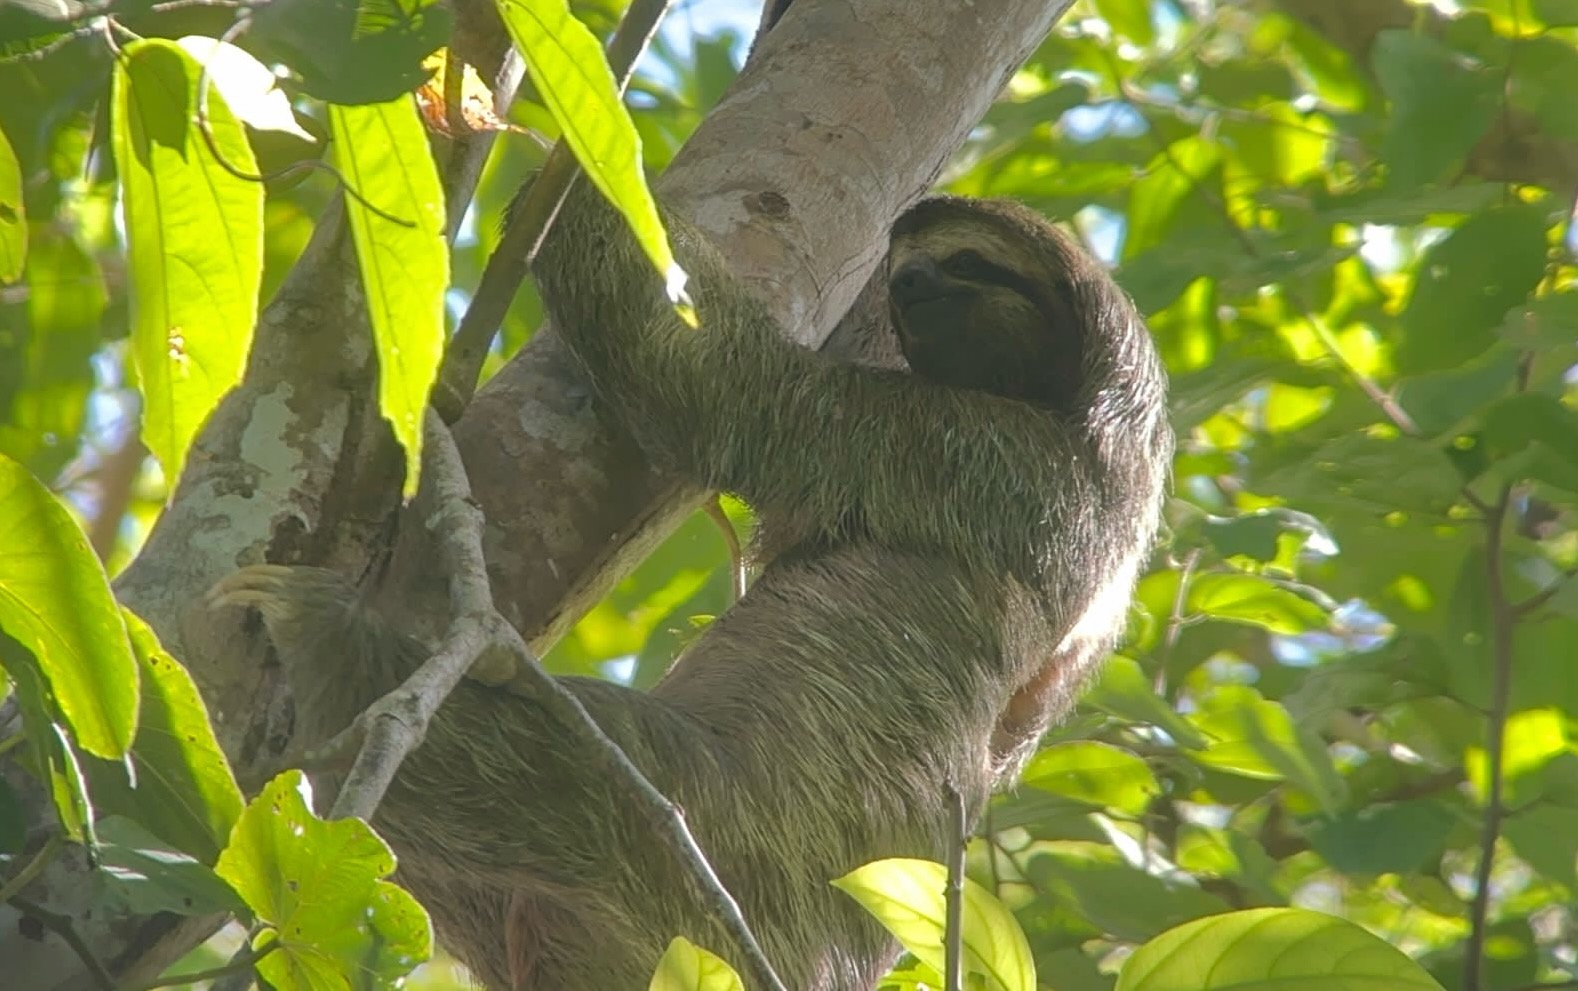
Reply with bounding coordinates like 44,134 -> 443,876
0,123 -> 24,283
111,39 -> 263,485
216,770 -> 432,990
327,97 -> 448,499
1117,908 -> 1447,990
0,453 -> 138,757
832,858 -> 1034,991
649,937 -> 744,991
1021,741 -> 1160,815
81,609 -> 245,864
1188,685 -> 1343,813
497,0 -> 690,312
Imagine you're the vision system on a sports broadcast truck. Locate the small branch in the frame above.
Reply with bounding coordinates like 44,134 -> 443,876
1154,547 -> 1199,697
0,832 -> 63,905
437,0 -> 674,417
86,428 -> 147,562
704,497 -> 748,601
305,410 -> 788,991
9,895 -> 115,991
1512,566 -> 1577,618
943,785 -> 967,991
322,410 -> 509,822
123,936 -> 279,991
1463,484 -> 1518,991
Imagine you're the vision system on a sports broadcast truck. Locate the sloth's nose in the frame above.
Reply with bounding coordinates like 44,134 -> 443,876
889,258 -> 950,306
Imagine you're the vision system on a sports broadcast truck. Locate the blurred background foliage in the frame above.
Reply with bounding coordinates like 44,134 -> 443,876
4,0 -> 1578,987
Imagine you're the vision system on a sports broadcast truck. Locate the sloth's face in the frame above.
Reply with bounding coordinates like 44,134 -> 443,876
887,206 -> 1088,412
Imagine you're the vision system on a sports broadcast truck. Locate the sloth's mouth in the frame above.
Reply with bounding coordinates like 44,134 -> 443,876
896,293 -> 973,341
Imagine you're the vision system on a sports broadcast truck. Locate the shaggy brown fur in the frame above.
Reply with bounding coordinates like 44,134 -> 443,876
213,183 -> 1171,990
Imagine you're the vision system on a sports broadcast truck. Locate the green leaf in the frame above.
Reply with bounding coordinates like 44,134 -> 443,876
215,770 -> 432,990
1116,908 -> 1447,990
1024,844 -> 1228,943
649,937 -> 744,991
1021,742 -> 1160,815
0,229 -> 102,478
1092,0 -> 1154,45
95,815 -> 245,917
1187,573 -> 1328,635
327,96 -> 448,500
1397,206 -> 1549,373
833,858 -> 1035,991
81,609 -> 244,864
1397,347 -> 1519,436
1188,685 -> 1344,812
112,39 -> 263,485
1197,508 -> 1333,564
0,453 -> 138,758
1084,656 -> 1207,749
0,637 -> 93,841
249,0 -> 450,105
1372,30 -> 1499,189
498,0 -> 690,312
0,123 -> 23,282
1503,803 -> 1578,889
1306,800 -> 1457,875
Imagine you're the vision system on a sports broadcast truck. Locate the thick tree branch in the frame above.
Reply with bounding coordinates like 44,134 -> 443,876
8,2 -> 1077,986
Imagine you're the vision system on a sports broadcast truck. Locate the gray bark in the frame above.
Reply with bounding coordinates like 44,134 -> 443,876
2,1 -> 1074,985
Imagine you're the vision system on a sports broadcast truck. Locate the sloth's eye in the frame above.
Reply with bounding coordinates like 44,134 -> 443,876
945,249 -> 992,279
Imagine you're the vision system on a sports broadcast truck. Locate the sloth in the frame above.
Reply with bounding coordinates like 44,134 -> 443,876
213,181 -> 1172,990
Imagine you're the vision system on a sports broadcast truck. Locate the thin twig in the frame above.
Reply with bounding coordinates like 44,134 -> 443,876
9,895 -> 116,991
187,14 -> 416,228
943,785 -> 967,991
437,0 -> 674,416
1153,547 -> 1199,697
322,410 -> 507,821
125,937 -> 279,991
1464,359 -> 1535,991
704,497 -> 748,601
305,411 -> 788,991
1511,566 -> 1578,617
0,832 -> 63,905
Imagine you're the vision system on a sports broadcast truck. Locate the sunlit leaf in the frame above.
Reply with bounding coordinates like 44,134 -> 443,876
649,937 -> 744,991
1117,908 -> 1447,990
1187,572 -> 1328,635
0,453 -> 138,757
833,858 -> 1035,991
215,770 -> 432,990
1021,742 -> 1160,815
1188,685 -> 1344,812
81,610 -> 244,864
112,39 -> 263,485
328,96 -> 448,500
498,0 -> 691,316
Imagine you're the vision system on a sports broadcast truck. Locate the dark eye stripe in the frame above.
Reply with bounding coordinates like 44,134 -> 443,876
945,251 -> 1044,301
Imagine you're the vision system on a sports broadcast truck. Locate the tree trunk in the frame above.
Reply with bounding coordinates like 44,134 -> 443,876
1,1 -> 1075,985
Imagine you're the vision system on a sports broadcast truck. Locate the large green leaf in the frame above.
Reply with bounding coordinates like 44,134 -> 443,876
1117,908 -> 1446,990
328,96 -> 448,500
833,858 -> 1035,991
112,39 -> 263,486
81,609 -> 244,864
498,0 -> 689,306
215,770 -> 432,990
0,453 -> 137,758
1372,30 -> 1500,189
1187,685 -> 1344,812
